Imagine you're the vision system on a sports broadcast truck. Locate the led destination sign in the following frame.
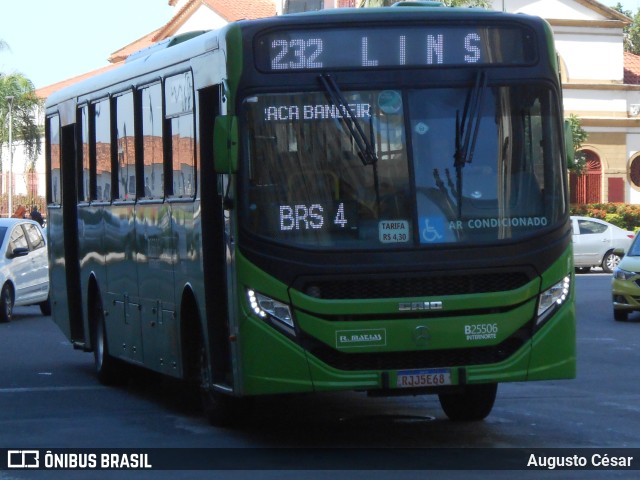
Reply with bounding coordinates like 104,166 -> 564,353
255,25 -> 535,72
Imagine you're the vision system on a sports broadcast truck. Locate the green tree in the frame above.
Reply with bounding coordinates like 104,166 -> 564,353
566,114 -> 588,175
612,3 -> 640,54
0,73 -> 43,172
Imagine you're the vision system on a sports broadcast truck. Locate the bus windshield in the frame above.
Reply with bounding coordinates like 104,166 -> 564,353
241,83 -> 565,249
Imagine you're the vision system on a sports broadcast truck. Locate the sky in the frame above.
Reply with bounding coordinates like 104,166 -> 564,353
0,0 -> 639,90
0,0 -> 174,89
615,0 -> 640,12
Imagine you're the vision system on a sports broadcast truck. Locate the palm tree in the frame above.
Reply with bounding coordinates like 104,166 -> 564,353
0,73 -> 43,173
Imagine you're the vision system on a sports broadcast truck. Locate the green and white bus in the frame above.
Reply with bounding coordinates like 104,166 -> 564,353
45,3 -> 575,424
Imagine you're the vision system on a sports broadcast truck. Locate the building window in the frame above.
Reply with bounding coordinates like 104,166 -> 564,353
629,155 -> 640,191
285,0 -> 324,13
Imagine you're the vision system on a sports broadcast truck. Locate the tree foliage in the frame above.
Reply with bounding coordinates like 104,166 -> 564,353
0,69 -> 43,171
566,114 -> 588,175
612,3 -> 640,55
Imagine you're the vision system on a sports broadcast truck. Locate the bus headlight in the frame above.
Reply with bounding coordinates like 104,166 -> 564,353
536,276 -> 570,326
247,289 -> 295,333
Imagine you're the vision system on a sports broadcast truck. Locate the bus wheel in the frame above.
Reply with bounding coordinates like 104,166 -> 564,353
196,342 -> 248,426
92,298 -> 121,385
0,284 -> 14,323
438,383 -> 498,421
614,308 -> 629,322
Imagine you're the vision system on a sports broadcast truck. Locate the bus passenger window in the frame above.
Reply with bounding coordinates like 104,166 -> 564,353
165,72 -> 195,198
141,84 -> 164,199
116,92 -> 136,200
79,106 -> 92,202
169,114 -> 195,197
94,99 -> 112,202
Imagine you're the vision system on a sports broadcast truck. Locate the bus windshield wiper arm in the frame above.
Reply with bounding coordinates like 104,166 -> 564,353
454,70 -> 486,216
319,74 -> 378,166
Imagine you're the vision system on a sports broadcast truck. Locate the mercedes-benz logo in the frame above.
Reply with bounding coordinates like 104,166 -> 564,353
413,325 -> 430,346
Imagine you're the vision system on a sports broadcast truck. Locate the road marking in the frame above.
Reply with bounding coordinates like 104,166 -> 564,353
0,385 -> 105,394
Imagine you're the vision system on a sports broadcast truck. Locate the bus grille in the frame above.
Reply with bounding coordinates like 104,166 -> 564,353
297,272 -> 531,300
306,329 -> 529,371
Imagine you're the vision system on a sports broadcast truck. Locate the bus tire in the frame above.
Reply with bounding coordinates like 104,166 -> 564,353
438,383 -> 497,421
91,297 -> 121,385
0,284 -> 14,323
196,341 -> 248,426
614,308 -> 628,322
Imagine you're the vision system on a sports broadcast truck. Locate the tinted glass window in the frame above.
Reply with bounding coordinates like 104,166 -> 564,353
116,92 -> 136,200
95,99 -> 112,202
165,72 -> 195,198
578,220 -> 607,235
169,115 -> 195,197
141,84 -> 164,198
80,106 -> 91,202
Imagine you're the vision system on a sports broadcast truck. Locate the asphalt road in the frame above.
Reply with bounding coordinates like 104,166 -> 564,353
0,271 -> 638,479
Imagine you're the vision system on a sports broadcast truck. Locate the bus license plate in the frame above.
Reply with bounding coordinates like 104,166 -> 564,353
396,368 -> 451,388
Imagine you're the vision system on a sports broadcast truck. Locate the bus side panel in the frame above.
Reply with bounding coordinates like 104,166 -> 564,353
171,199 -> 200,377
104,204 -> 142,364
77,204 -> 107,346
136,201 -> 179,376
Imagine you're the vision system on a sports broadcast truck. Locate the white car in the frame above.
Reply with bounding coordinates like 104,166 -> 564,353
0,218 -> 50,322
571,216 -> 635,273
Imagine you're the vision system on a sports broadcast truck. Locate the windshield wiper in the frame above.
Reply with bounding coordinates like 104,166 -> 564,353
319,74 -> 378,166
454,70 -> 487,217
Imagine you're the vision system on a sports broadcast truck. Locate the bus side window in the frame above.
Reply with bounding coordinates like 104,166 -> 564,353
116,92 -> 136,200
141,83 -> 165,199
94,99 -> 112,202
77,105 -> 96,202
165,72 -> 195,198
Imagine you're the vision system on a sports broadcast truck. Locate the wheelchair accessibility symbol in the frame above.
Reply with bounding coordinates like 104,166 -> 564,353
420,217 -> 444,243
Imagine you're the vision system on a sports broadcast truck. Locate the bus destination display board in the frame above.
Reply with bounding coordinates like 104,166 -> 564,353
255,25 -> 535,72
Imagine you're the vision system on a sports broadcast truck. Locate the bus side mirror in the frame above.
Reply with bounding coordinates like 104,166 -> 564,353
564,120 -> 575,166
214,115 -> 238,173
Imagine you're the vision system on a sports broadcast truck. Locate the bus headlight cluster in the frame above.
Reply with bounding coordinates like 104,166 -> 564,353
536,276 -> 570,326
247,289 -> 295,332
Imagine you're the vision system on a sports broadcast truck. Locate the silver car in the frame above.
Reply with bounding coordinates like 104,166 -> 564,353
0,218 -> 50,322
571,216 -> 635,273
